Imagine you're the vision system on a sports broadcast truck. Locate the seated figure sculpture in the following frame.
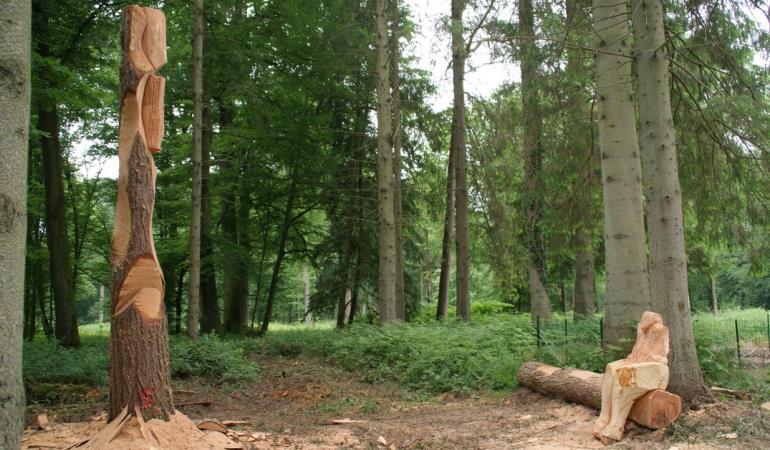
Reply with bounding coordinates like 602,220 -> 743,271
593,311 -> 670,443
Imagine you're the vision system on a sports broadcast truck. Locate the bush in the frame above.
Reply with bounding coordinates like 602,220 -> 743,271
169,334 -> 259,383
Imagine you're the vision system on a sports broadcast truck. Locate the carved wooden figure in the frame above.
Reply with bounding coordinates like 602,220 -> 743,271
593,311 -> 670,443
109,5 -> 173,421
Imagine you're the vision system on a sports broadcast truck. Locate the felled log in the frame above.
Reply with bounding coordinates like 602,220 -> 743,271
517,361 -> 681,430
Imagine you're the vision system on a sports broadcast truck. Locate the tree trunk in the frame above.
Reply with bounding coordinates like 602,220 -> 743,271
0,0 -> 30,443
517,362 -> 681,430
303,263 -> 312,325
592,0 -> 650,347
188,0 -> 204,340
437,134 -> 455,320
109,6 -> 173,421
710,275 -> 718,314
573,229 -> 596,317
520,0 -> 549,323
37,102 -> 81,347
631,0 -> 713,405
452,0 -> 471,322
375,0 -> 398,325
175,267 -> 186,335
260,158 -> 300,335
391,0 -> 406,321
199,107 -> 220,334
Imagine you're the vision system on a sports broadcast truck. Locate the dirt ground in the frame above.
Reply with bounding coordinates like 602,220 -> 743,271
22,356 -> 770,449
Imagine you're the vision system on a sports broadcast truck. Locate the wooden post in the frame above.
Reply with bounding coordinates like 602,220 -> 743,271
108,5 -> 173,421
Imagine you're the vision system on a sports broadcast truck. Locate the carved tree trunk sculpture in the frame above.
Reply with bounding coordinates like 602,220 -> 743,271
108,5 -> 173,421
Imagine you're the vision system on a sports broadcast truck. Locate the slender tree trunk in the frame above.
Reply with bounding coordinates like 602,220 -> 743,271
199,108 -> 220,334
250,227 -> 269,330
303,263 -> 312,325
592,0 -> 650,347
36,103 -> 81,347
0,0 -> 30,443
391,0 -> 406,320
631,0 -> 713,405
520,0 -> 549,323
452,0 -> 471,322
710,275 -> 718,314
109,6 -> 173,421
175,267 -> 186,335
188,0 -> 204,340
573,229 -> 596,317
375,0 -> 398,324
260,158 -> 300,335
437,134 -> 455,319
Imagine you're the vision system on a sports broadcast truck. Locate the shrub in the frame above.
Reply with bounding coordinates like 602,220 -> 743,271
169,334 -> 259,383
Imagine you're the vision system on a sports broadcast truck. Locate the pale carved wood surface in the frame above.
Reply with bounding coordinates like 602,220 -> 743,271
593,311 -> 671,443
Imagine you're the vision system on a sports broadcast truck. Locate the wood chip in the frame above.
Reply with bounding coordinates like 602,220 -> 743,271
222,420 -> 250,426
377,435 -> 388,446
327,418 -> 367,425
718,432 -> 738,439
196,419 -> 228,433
176,399 -> 214,407
761,401 -> 770,411
26,442 -> 60,449
36,414 -> 50,430
710,386 -> 752,400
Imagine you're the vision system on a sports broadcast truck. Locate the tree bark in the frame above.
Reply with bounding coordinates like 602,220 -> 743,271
592,0 -> 650,347
520,0 -> 549,323
452,0 -> 471,322
109,6 -> 173,421
437,133 -> 455,320
303,263 -> 312,325
517,362 -> 681,430
188,0 -> 204,340
631,0 -> 713,405
573,229 -> 596,317
709,275 -> 718,314
199,107 -> 220,334
375,0 -> 398,324
391,0 -> 406,321
0,0 -> 30,444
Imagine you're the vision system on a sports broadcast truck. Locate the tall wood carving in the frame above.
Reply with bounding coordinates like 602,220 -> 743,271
593,311 -> 670,443
109,5 -> 173,421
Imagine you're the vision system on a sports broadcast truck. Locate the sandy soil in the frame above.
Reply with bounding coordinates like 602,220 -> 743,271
22,356 -> 770,449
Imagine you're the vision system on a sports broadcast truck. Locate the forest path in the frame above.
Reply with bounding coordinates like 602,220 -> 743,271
23,355 -> 765,449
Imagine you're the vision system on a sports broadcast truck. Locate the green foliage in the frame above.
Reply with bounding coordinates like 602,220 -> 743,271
169,334 -> 259,383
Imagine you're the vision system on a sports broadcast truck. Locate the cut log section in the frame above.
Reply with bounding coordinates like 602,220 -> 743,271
517,361 -> 681,430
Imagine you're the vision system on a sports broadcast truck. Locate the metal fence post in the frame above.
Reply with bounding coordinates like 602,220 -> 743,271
599,317 -> 604,348
735,319 -> 743,368
536,315 -> 541,348
564,318 -> 568,337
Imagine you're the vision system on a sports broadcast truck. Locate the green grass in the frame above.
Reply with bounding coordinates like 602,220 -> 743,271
22,307 -> 769,401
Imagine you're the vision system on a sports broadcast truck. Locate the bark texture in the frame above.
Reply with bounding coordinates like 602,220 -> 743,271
436,134 -> 455,320
391,0 -> 406,320
520,0 -> 549,322
199,108 -> 220,334
573,229 -> 596,317
0,0 -> 30,445
710,275 -> 718,314
375,0 -> 398,324
109,6 -> 173,421
452,0 -> 471,321
631,0 -> 713,404
188,0 -> 204,340
592,0 -> 650,347
517,362 -> 681,430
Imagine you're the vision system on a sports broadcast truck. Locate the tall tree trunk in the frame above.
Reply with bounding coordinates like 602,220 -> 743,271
303,263 -> 312,325
109,6 -> 173,421
520,0 -> 549,323
631,0 -> 713,405
250,226 -> 269,330
391,0 -> 406,320
452,0 -> 471,322
175,267 -> 186,335
592,0 -> 650,347
260,158 -> 300,335
437,134 -> 455,319
188,0 -> 204,340
709,275 -> 718,314
566,0 -> 597,319
199,108 -> 220,334
375,0 -> 398,324
0,0 -> 30,443
573,229 -> 596,317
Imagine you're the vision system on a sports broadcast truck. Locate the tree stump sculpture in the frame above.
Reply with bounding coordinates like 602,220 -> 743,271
593,311 -> 670,443
109,5 -> 173,421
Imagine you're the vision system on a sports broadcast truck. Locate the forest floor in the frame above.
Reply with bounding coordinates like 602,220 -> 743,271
22,355 -> 770,449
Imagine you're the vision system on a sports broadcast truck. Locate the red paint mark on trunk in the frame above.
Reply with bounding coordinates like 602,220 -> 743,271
140,385 -> 157,409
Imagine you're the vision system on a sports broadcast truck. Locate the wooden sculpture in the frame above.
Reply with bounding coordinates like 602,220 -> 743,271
593,311 -> 670,443
109,5 -> 173,421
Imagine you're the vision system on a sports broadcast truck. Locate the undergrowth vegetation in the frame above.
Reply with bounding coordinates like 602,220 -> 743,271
22,305 -> 769,401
